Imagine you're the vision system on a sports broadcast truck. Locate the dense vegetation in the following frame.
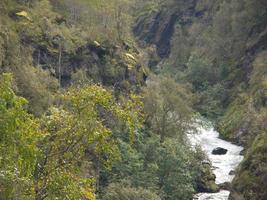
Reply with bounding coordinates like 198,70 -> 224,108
0,0 -> 217,199
135,0 -> 267,199
1,0 -> 267,199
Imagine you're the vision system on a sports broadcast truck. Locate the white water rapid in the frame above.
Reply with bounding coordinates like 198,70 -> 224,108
190,124 -> 244,200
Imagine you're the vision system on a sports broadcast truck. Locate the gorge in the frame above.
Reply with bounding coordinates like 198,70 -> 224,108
190,124 -> 244,200
0,0 -> 266,200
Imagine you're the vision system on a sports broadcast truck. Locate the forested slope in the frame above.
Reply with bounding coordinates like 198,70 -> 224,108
1,0 -> 266,199
0,0 -> 217,199
134,0 -> 267,199
0,0 -> 148,115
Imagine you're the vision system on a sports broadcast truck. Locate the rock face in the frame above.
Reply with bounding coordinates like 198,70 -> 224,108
32,41 -> 145,89
133,10 -> 178,59
212,147 -> 228,155
218,182 -> 231,190
133,0 -> 197,62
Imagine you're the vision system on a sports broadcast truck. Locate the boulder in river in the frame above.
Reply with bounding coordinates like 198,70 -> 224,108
196,163 -> 219,193
229,170 -> 235,175
201,160 -> 211,166
218,182 -> 231,190
212,147 -> 228,155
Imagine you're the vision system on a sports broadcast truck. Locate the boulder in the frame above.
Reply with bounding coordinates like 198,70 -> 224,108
201,160 -> 211,166
196,163 -> 219,193
212,147 -> 228,155
218,182 -> 231,190
229,170 -> 235,175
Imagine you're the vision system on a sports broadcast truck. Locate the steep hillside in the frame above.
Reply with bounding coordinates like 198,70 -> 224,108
0,1 -> 217,200
1,0 -> 266,199
134,0 -> 267,199
0,0 -> 146,116
134,0 -> 198,65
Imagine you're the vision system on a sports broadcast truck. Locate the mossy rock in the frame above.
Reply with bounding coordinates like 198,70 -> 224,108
196,163 -> 219,193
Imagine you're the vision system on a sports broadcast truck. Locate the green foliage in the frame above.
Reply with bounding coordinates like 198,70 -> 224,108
0,72 -> 144,199
196,83 -> 229,119
34,84 -> 143,199
186,53 -> 218,91
222,52 -> 267,199
51,0 -> 136,42
0,0 -> 60,116
102,138 -> 159,190
217,94 -> 249,140
100,130 -> 208,200
156,138 -> 197,200
0,1 -> 232,199
143,75 -> 193,142
0,0 -> 145,115
102,182 -> 161,200
0,73 -> 40,199
232,132 -> 267,200
136,0 -> 267,199
98,75 -> 212,200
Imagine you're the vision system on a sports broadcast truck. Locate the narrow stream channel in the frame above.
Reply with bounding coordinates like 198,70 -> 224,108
190,124 -> 244,200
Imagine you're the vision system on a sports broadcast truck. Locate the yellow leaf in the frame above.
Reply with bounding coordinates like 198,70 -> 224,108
93,41 -> 101,47
127,64 -> 134,70
125,53 -> 136,61
142,67 -> 148,75
81,188 -> 96,200
16,11 -> 31,21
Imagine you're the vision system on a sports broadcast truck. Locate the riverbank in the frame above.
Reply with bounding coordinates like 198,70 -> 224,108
189,124 -> 244,200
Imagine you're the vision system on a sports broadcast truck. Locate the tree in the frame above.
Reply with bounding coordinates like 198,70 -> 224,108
0,73 -> 143,199
157,139 -> 196,200
0,73 -> 40,199
143,75 -> 193,143
33,85 -> 143,200
186,53 -> 218,91
102,182 -> 161,200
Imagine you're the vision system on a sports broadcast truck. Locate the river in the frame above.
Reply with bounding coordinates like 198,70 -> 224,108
189,124 -> 244,200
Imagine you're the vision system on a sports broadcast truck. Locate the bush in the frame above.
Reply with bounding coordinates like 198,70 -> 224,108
102,183 -> 161,200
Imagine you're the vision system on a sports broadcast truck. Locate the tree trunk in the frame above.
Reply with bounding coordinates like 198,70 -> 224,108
58,43 -> 62,87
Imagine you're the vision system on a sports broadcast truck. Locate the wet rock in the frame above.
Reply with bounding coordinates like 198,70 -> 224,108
196,163 -> 219,193
197,181 -> 219,193
239,149 -> 245,155
201,160 -> 211,166
212,147 -> 228,155
229,170 -> 235,175
218,182 -> 231,190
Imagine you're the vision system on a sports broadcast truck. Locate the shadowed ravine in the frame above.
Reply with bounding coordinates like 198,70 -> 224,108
189,124 -> 244,200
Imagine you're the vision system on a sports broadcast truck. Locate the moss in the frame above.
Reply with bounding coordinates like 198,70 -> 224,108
231,132 -> 267,200
217,94 -> 248,141
208,181 -> 219,192
196,163 -> 219,193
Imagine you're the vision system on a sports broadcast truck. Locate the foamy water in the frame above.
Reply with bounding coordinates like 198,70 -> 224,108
189,125 -> 244,200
